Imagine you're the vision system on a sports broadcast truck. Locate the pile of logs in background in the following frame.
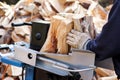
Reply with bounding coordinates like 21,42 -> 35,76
0,0 -> 111,44
0,0 -> 116,80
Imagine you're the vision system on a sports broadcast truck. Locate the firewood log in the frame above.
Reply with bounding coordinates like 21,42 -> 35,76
0,17 -> 4,25
25,14 -> 41,22
56,17 -> 73,54
39,6 -> 49,19
47,0 -> 65,12
0,8 -> 5,17
0,29 -> 6,44
73,17 -> 83,32
58,0 -> 66,5
64,1 -> 79,13
11,26 -> 30,42
24,3 -> 39,15
42,1 -> 56,17
95,67 -> 110,77
2,9 -> 14,27
40,15 -> 73,54
95,67 -> 116,77
11,31 -> 23,42
3,29 -> 12,44
87,1 -> 107,33
73,14 -> 96,39
38,0 -> 56,20
99,76 -> 117,80
87,1 -> 107,19
83,16 -> 96,39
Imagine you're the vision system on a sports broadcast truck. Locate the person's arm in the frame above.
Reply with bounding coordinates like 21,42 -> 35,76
67,0 -> 120,79
87,1 -> 120,79
86,0 -> 120,60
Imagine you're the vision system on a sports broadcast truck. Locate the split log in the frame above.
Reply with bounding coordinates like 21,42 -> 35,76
73,17 -> 83,32
1,0 -> 24,27
42,1 -> 56,17
0,29 -> 6,44
11,26 -> 31,43
83,16 -> 96,39
40,15 -> 73,54
0,8 -> 5,17
58,0 -> 66,5
4,29 -> 12,44
87,1 -> 108,33
95,67 -> 116,77
38,0 -> 56,20
48,0 -> 65,12
99,76 -> 117,80
64,1 -> 80,13
64,1 -> 87,14
87,1 -> 107,20
11,31 -> 23,42
73,15 -> 96,39
23,3 -> 39,15
95,67 -> 110,77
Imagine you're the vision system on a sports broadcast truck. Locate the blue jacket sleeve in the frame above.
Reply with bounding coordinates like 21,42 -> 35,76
87,0 -> 120,60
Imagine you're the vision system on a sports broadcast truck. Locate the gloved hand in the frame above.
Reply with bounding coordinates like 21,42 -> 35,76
66,29 -> 91,49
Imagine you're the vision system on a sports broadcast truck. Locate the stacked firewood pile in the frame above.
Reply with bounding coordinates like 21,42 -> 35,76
0,0 -> 108,44
0,0 -> 116,80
